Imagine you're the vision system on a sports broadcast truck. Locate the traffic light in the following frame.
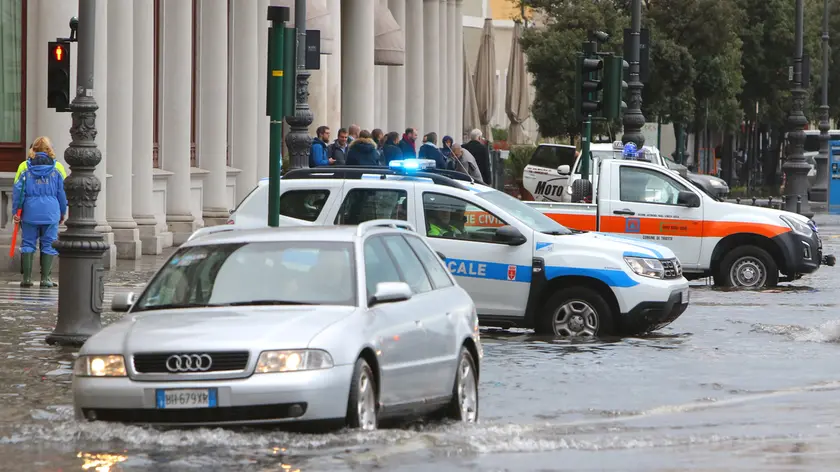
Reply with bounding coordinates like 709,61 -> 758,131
47,41 -> 71,112
574,52 -> 603,122
601,56 -> 629,120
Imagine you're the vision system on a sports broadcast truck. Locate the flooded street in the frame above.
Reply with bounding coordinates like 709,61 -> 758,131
2,234 -> 840,471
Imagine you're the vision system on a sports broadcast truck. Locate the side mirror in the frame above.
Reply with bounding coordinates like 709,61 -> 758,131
677,190 -> 701,207
368,282 -> 412,307
436,251 -> 447,261
111,292 -> 136,312
557,164 -> 571,175
494,225 -> 527,246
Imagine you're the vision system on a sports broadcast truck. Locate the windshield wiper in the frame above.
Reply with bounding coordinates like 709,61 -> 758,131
220,300 -> 316,306
132,302 -> 215,312
543,230 -> 572,235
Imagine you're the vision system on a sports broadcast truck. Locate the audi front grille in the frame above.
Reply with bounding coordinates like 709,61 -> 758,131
133,351 -> 250,374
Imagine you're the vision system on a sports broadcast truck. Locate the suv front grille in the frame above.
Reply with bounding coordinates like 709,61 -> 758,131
662,258 -> 682,279
133,351 -> 250,374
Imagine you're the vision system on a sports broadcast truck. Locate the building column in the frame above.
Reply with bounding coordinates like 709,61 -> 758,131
93,0 -> 116,268
199,0 -> 230,226
161,0 -> 198,244
455,0 -> 464,140
341,0 -> 376,129
326,0 -> 342,133
132,0 -> 163,255
447,0 -> 457,140
387,0 -> 406,134
231,1 -> 259,202
438,0 -> 449,139
106,0 -> 140,259
256,0 -> 270,180
423,0 -> 440,136
374,67 -> 383,128
405,0 -> 424,138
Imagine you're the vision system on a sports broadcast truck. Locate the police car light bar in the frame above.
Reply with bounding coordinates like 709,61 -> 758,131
389,159 -> 437,171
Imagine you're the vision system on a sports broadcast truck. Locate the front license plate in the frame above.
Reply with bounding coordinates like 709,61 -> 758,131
681,289 -> 690,304
155,388 -> 217,409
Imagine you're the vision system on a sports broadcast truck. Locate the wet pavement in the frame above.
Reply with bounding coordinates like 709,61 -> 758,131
2,236 -> 840,471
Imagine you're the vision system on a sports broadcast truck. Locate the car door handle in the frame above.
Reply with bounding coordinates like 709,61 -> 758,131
613,209 -> 635,216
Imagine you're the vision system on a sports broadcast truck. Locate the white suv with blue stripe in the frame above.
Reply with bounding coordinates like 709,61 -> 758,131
202,160 -> 690,337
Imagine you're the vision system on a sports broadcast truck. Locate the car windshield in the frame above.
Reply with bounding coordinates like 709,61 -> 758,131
475,190 -> 572,235
133,241 -> 357,311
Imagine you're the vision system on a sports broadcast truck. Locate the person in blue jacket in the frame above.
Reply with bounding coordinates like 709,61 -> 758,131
418,132 -> 448,169
309,126 -> 334,167
346,130 -> 381,166
12,152 -> 67,287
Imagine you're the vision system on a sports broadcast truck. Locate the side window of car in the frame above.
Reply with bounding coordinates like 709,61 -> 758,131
363,238 -> 403,301
381,235 -> 433,294
619,166 -> 689,205
422,192 -> 508,244
278,189 -> 330,222
404,235 -> 454,289
335,188 -> 408,225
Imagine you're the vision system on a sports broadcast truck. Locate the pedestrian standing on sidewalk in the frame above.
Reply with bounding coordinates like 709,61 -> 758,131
15,136 -> 67,184
12,150 -> 67,288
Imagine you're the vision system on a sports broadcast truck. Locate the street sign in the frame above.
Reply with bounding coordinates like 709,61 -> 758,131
828,140 -> 840,214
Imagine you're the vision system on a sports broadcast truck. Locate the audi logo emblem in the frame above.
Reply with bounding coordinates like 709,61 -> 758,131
166,354 -> 213,372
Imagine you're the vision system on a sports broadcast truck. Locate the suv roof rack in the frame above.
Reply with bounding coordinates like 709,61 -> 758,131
355,219 -> 416,236
282,166 -> 473,191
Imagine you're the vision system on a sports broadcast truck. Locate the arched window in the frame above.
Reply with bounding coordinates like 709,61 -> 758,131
0,2 -> 26,171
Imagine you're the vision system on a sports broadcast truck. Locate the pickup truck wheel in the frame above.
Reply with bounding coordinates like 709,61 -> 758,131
537,287 -> 614,337
715,245 -> 779,288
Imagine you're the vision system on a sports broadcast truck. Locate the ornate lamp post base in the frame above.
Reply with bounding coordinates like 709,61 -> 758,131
285,70 -> 314,170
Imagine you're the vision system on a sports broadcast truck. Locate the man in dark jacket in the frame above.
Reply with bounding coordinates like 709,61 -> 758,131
463,128 -> 491,184
418,132 -> 447,169
382,132 -> 402,165
399,127 -> 418,159
328,128 -> 349,165
309,126 -> 333,167
346,130 -> 381,166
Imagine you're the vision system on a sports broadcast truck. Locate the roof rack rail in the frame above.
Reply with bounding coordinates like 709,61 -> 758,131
355,219 -> 416,236
282,166 -> 472,191
185,225 -> 238,243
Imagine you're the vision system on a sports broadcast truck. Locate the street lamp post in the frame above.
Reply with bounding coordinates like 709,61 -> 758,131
783,0 -> 812,216
46,0 -> 109,347
621,0 -> 645,149
812,0 -> 831,203
285,0 -> 313,170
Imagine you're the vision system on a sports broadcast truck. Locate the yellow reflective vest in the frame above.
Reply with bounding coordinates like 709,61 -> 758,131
14,159 -> 67,183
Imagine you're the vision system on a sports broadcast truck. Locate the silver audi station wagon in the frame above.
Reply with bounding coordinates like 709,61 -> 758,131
72,221 -> 481,430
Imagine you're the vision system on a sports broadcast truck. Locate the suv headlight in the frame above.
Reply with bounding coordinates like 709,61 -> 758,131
780,215 -> 813,238
74,355 -> 127,377
255,349 -> 334,373
624,256 -> 665,279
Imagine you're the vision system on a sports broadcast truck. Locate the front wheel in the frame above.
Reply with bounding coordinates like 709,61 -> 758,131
444,346 -> 479,423
536,287 -> 614,337
714,245 -> 779,289
346,357 -> 378,430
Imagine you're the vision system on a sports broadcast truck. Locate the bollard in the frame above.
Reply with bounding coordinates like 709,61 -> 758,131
736,197 -> 741,204
782,195 -> 787,209
752,197 -> 757,206
797,195 -> 802,214
768,196 -> 773,208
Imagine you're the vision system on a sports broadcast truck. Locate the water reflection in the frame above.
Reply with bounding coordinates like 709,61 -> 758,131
79,451 -> 128,471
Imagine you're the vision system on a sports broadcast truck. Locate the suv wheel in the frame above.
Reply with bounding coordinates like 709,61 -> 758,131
715,245 -> 779,288
537,287 -> 614,337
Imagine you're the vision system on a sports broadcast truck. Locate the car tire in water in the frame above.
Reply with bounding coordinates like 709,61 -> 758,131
346,357 -> 378,430
537,287 -> 614,337
444,346 -> 479,423
715,245 -> 779,289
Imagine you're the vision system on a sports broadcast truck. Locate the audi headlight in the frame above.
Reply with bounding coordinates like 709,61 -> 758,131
255,349 -> 334,373
74,355 -> 127,377
624,256 -> 665,279
780,215 -> 813,238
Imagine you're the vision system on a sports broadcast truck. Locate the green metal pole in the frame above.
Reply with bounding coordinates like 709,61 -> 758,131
581,118 -> 591,181
267,17 -> 286,227
283,27 -> 296,118
657,116 -> 662,149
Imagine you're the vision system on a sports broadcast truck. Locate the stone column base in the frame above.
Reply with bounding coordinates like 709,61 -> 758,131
168,220 -> 200,246
203,208 -> 231,227
137,221 -> 165,255
113,228 -> 142,260
98,231 -> 118,270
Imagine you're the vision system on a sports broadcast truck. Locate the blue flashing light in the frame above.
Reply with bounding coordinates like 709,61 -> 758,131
389,159 -> 437,172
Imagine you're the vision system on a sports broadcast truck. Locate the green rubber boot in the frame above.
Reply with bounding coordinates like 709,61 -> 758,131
40,254 -> 57,288
21,253 -> 33,288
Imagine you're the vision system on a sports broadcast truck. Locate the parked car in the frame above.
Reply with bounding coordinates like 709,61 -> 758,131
74,221 -> 481,430
201,160 -> 691,338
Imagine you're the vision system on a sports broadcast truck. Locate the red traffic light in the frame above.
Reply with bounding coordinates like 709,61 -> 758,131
54,45 -> 64,62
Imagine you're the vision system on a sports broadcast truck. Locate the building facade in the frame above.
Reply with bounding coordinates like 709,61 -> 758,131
0,0 -> 533,266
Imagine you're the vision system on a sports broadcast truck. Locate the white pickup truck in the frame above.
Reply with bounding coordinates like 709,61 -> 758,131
523,157 -> 834,288
193,160 -> 691,338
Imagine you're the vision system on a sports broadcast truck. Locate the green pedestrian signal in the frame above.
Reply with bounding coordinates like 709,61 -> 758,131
574,53 -> 603,122
601,56 -> 629,120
